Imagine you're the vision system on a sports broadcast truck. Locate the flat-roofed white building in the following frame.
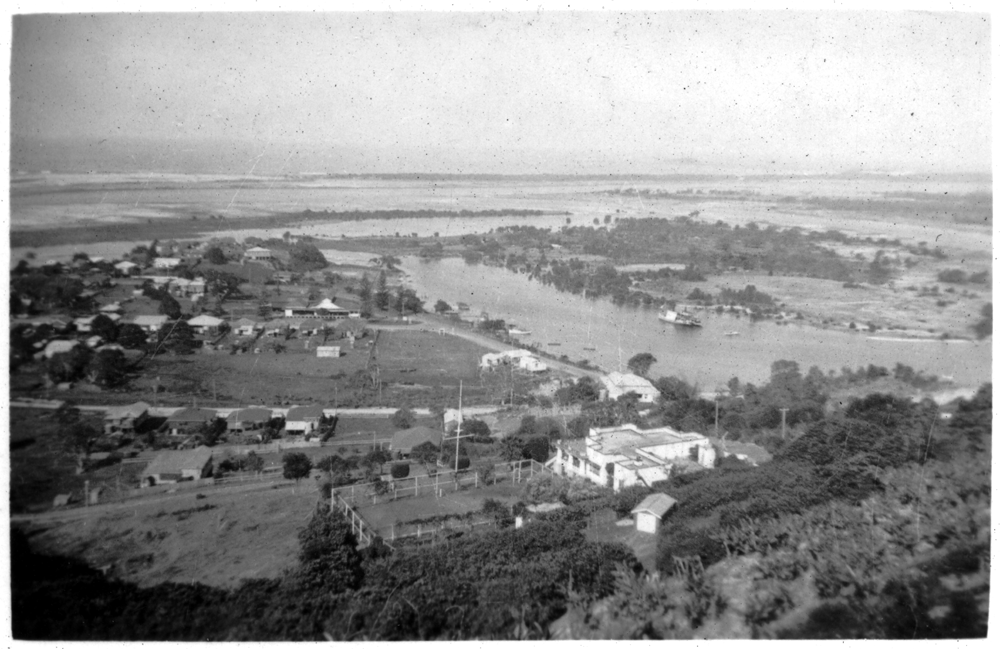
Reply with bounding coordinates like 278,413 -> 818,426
550,423 -> 715,492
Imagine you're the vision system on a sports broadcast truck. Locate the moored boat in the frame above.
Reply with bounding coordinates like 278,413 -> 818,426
659,309 -> 702,327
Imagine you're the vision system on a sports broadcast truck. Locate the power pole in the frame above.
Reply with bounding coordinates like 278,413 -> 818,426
779,408 -> 789,440
442,381 -> 473,473
714,392 -> 721,435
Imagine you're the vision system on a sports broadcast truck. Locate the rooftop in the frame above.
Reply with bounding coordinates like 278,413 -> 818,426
142,446 -> 214,476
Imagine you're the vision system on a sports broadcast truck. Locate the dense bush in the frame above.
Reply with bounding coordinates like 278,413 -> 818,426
390,462 -> 410,479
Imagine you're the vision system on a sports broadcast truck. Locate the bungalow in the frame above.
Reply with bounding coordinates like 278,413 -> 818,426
140,446 -> 214,487
104,401 -> 151,435
152,257 -> 182,270
631,493 -> 678,534
131,315 -> 170,333
188,314 -> 225,336
232,317 -> 262,337
600,372 -> 660,404
99,302 -> 123,314
245,246 -> 274,261
226,407 -> 273,433
390,426 -> 443,457
285,405 -> 325,435
165,407 -> 217,435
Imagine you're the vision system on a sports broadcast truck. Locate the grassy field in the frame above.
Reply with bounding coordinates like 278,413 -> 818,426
8,408 -> 148,514
121,328 -> 494,408
20,483 -> 321,588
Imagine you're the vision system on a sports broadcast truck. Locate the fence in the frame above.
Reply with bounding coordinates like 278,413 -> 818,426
329,458 -> 553,508
330,492 -> 383,549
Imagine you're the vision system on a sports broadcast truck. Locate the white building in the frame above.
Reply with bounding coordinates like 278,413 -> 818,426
152,257 -> 182,270
480,349 -> 545,372
245,246 -> 274,261
550,423 -> 715,492
187,314 -> 224,335
600,372 -> 660,403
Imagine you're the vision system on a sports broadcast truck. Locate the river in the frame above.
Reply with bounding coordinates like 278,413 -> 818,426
403,257 -> 992,391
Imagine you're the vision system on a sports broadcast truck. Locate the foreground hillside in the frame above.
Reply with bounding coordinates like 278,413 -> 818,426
11,383 -> 989,640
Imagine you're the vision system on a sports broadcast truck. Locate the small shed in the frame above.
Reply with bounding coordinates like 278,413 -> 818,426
630,493 -> 678,534
316,346 -> 341,358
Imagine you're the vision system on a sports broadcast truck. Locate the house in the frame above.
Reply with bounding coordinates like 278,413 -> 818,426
297,319 -> 325,335
390,426 -> 443,457
131,315 -> 170,333
226,407 -> 273,433
284,405 -> 326,435
631,493 -> 678,534
245,246 -> 274,261
600,372 -> 660,404
114,260 -> 139,276
519,356 -> 548,373
140,446 -> 214,487
152,257 -> 182,270
104,401 -> 151,435
263,319 -> 288,338
232,317 -> 262,336
188,314 -> 224,336
444,408 -> 463,433
551,424 -> 715,492
480,349 -> 539,371
187,278 -> 207,296
42,339 -> 81,359
165,407 -> 217,435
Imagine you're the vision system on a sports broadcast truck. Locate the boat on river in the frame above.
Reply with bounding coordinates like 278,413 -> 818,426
659,309 -> 702,327
724,331 -> 740,337
508,327 -> 531,336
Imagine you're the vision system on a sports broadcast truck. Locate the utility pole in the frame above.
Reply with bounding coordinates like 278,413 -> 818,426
779,408 -> 789,440
442,381 -> 473,474
715,396 -> 720,435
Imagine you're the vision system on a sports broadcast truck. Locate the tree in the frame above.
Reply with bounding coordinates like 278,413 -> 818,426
358,273 -> 373,302
289,242 -> 328,271
200,418 -> 227,447
434,299 -> 452,314
291,507 -> 364,595
87,349 -> 129,387
362,448 -> 392,474
157,292 -> 182,320
374,271 -> 390,311
245,451 -> 264,474
47,346 -> 94,383
972,303 -> 992,340
499,435 -> 526,462
282,452 -> 313,483
465,419 -> 492,442
66,422 -> 100,472
204,246 -> 226,265
391,407 -> 414,429
117,323 -> 149,350
410,441 -> 439,466
627,352 -> 657,377
89,314 -> 118,342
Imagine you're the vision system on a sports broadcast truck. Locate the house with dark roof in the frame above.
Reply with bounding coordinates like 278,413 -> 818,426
165,407 -> 217,435
227,407 -> 273,433
104,401 -> 151,435
631,493 -> 677,534
390,426 -> 443,457
140,446 -> 214,487
284,405 -> 325,435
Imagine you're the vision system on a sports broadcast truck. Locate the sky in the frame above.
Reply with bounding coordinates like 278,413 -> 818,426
8,9 -> 993,175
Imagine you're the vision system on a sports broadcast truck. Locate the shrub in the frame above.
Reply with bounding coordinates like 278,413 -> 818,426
390,463 -> 410,479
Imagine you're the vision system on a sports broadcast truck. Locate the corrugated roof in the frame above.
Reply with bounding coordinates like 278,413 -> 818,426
167,407 -> 217,423
390,426 -> 442,453
227,407 -> 273,423
286,405 -> 325,421
104,401 -> 150,421
142,446 -> 213,476
631,493 -> 677,518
